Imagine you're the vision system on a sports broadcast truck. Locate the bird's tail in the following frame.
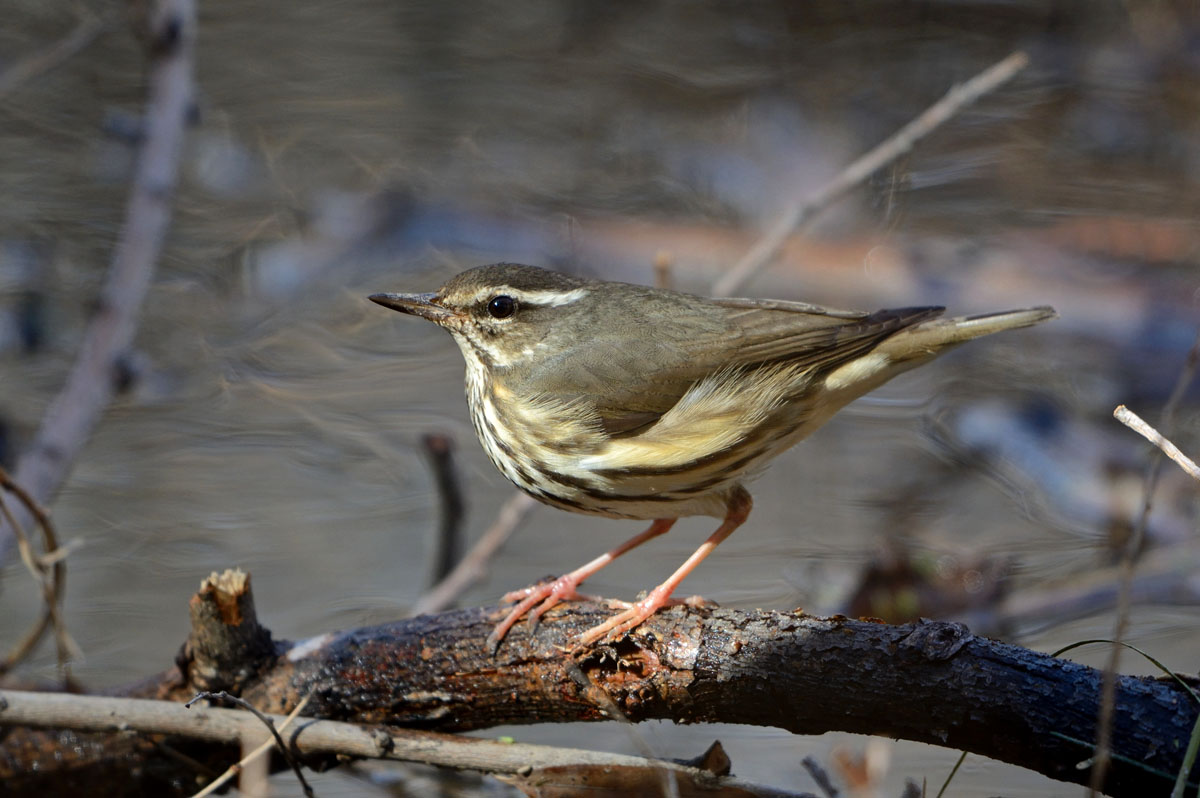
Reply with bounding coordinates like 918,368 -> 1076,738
878,306 -> 1057,360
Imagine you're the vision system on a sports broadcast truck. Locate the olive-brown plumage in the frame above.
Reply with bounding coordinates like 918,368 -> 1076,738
371,263 -> 1055,648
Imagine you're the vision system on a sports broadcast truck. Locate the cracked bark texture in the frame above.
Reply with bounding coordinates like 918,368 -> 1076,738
3,596 -> 1196,796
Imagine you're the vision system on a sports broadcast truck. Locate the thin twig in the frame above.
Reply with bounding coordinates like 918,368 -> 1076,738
713,50 -> 1029,297
801,755 -> 840,798
1091,329 -> 1200,794
37,538 -> 84,567
0,10 -> 107,101
934,751 -> 968,798
412,491 -> 538,616
0,489 -> 51,666
421,433 -> 464,585
187,692 -> 314,798
0,466 -> 79,673
1114,405 -> 1200,481
1,0 -> 197,567
2,473 -> 69,640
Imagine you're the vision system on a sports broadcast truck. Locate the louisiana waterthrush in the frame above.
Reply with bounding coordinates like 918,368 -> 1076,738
370,263 -> 1055,649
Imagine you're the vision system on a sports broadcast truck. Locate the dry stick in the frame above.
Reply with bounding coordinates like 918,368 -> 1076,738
0,0 -> 197,566
0,467 -> 78,672
1090,329 -> 1200,795
0,10 -> 107,100
412,491 -> 538,616
186,691 -> 314,798
712,50 -> 1030,297
0,691 -> 803,798
1114,405 -> 1200,482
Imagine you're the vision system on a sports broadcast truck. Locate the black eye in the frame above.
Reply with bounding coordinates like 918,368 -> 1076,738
487,295 -> 516,319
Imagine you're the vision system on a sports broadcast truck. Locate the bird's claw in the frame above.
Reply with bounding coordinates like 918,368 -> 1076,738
574,585 -> 682,647
489,573 -> 597,653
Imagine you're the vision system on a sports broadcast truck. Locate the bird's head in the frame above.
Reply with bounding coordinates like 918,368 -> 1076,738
370,263 -> 595,370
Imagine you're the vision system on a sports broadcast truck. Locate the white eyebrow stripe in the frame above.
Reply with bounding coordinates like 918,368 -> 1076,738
464,286 -> 589,307
517,287 -> 590,306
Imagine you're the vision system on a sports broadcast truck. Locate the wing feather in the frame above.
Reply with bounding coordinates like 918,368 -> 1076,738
512,288 -> 942,436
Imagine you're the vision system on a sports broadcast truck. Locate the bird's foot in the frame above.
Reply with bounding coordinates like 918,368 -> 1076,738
487,574 -> 601,653
575,584 -> 683,647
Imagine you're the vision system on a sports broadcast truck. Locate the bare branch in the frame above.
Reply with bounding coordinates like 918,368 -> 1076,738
1114,405 -> 1200,481
412,491 -> 538,616
0,689 -> 806,798
0,0 -> 197,565
2,591 -> 1195,797
713,50 -> 1029,296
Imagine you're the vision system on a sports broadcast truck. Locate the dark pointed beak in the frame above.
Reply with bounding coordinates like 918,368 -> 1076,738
369,292 -> 457,324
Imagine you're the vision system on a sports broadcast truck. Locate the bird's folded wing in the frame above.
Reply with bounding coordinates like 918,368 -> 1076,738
517,297 -> 943,438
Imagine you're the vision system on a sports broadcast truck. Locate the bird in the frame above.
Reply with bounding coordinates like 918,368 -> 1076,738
370,263 -> 1055,650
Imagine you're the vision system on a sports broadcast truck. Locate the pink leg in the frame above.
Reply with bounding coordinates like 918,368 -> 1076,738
487,518 -> 677,652
577,487 -> 752,646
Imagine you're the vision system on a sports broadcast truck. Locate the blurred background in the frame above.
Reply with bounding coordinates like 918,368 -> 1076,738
2,1 -> 1199,795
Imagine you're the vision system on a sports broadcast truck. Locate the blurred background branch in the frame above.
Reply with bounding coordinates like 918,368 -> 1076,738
1,0 -> 195,565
